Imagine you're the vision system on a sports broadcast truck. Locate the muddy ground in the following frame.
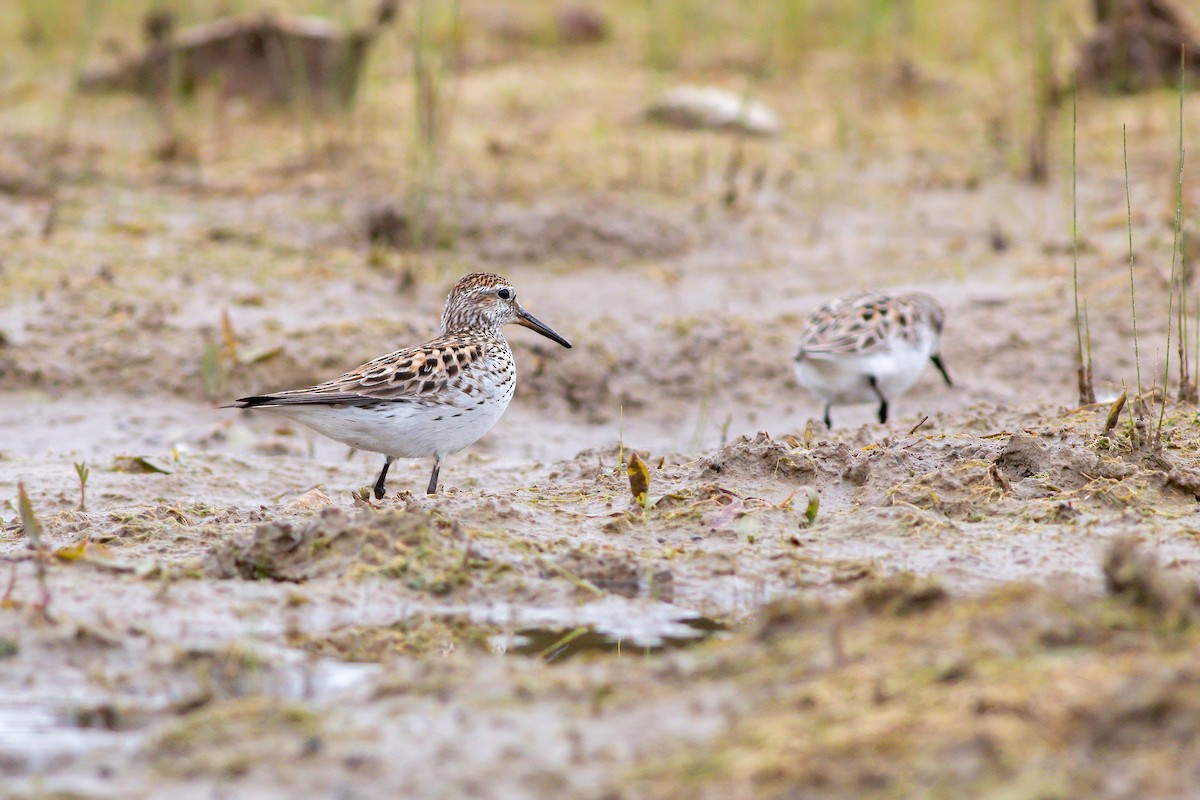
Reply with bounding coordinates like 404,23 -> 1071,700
3,2 -> 1200,798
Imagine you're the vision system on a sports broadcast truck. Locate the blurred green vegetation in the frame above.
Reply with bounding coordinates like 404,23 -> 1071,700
0,0 -> 1188,220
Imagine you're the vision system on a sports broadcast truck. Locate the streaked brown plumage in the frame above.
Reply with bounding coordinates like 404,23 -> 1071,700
226,273 -> 571,496
794,290 -> 951,428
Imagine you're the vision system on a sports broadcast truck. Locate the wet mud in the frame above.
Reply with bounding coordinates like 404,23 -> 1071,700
3,4 -> 1200,797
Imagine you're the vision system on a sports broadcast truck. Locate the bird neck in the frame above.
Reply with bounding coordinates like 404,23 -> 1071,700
441,305 -> 493,336
439,313 -> 504,341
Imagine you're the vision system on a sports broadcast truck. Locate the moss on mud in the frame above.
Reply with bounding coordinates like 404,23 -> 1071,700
628,567 -> 1200,800
204,507 -> 490,594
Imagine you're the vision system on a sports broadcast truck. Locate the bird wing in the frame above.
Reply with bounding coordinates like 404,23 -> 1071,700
230,334 -> 491,409
796,293 -> 894,359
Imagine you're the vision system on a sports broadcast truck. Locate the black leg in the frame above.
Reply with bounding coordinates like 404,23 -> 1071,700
823,403 -> 833,429
930,354 -> 953,386
868,376 -> 888,424
426,455 -> 442,495
373,457 -> 394,500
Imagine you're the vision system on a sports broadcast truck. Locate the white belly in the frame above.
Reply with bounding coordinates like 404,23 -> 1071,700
271,393 -> 511,459
794,340 -> 932,405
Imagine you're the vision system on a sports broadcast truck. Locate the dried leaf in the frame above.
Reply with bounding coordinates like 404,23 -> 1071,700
17,482 -> 51,616
351,487 -> 377,509
1104,389 -> 1128,435
801,486 -> 820,526
220,309 -> 239,363
627,451 -> 650,508
54,540 -> 89,562
112,455 -> 173,474
201,340 -> 221,396
17,483 -> 43,548
709,492 -> 747,530
700,485 -> 783,533
290,488 -> 333,513
239,345 -> 284,365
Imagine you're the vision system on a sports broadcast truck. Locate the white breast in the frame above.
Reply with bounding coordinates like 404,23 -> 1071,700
795,331 -> 935,405
268,363 -> 516,459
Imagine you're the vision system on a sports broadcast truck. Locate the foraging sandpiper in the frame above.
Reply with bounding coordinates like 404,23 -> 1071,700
227,273 -> 571,496
793,290 -> 951,428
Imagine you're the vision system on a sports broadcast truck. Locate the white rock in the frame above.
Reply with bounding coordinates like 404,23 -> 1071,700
645,85 -> 782,136
289,487 -> 333,513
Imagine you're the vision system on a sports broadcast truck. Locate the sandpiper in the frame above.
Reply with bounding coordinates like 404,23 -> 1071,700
793,290 -> 951,428
227,273 -> 571,496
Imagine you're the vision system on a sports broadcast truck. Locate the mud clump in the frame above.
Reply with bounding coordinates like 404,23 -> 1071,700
637,583 -> 1200,800
1077,0 -> 1200,93
147,697 -> 321,779
873,431 -> 1180,520
883,459 -> 1008,519
288,616 -> 493,662
80,4 -> 397,107
1104,535 -> 1200,621
471,198 -> 690,265
545,548 -> 641,597
364,197 -> 689,266
1164,459 -> 1200,499
542,548 -> 672,600
994,431 -> 1122,491
363,203 -> 452,250
1074,666 -> 1200,750
555,6 -> 609,44
750,574 -> 946,643
205,507 -> 475,594
750,597 -> 827,642
854,573 -> 949,616
700,433 -> 821,482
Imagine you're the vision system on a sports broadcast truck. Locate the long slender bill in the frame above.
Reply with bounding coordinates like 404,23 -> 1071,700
515,308 -> 572,348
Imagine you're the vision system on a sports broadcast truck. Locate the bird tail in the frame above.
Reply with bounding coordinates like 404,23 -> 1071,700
221,392 -> 379,409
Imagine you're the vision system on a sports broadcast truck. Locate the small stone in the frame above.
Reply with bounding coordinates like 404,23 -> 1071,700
289,488 -> 333,513
556,5 -> 608,44
646,86 -> 782,136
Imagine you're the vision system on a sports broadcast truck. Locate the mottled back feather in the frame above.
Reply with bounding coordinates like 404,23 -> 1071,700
233,331 -> 503,409
797,291 -> 945,359
228,271 -> 568,413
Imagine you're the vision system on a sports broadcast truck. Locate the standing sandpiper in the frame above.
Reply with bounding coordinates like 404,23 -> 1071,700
227,273 -> 572,496
793,290 -> 951,428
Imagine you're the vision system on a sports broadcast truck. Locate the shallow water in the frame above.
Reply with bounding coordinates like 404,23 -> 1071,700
505,615 -> 727,662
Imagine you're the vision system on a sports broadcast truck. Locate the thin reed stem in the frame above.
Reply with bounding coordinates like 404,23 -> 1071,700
1123,126 -> 1142,399
1071,81 -> 1094,404
1161,128 -> 1184,437
1177,47 -> 1194,402
1084,298 -> 1093,378
1072,86 -> 1081,366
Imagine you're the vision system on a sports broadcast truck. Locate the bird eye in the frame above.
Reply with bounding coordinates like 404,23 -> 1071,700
497,288 -> 512,300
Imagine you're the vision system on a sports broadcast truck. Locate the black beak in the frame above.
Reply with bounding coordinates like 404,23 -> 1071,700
930,354 -> 952,386
515,307 -> 572,348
